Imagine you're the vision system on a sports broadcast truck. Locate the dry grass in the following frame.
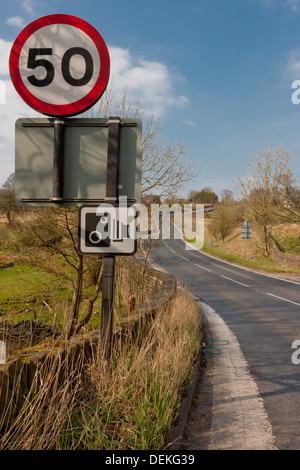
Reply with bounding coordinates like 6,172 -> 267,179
204,219 -> 300,271
205,220 -> 266,261
0,289 -> 201,450
272,223 -> 300,233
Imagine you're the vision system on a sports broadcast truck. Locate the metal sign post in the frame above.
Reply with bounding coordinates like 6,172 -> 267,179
101,117 -> 120,360
76,118 -> 138,359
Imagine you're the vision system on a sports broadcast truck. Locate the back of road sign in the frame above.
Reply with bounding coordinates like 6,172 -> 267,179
241,219 -> 252,239
15,118 -> 142,206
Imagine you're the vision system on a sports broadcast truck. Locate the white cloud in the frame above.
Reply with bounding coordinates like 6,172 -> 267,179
0,34 -> 37,185
0,81 -> 40,186
109,46 -> 189,117
20,0 -> 38,14
263,0 -> 300,10
285,0 -> 300,11
183,119 -> 196,127
6,16 -> 26,28
0,39 -> 12,76
283,48 -> 300,78
1,38 -> 189,119
0,41 -> 189,185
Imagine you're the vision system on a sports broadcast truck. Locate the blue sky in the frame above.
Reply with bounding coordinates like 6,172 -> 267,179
1,0 -> 300,198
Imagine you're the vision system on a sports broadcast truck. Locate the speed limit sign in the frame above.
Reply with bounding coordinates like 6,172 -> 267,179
9,14 -> 110,116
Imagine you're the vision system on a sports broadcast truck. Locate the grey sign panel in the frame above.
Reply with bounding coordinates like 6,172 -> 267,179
241,219 -> 252,239
78,205 -> 137,255
242,219 -> 251,227
15,118 -> 142,206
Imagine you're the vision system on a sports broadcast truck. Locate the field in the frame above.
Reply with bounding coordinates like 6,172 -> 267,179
202,217 -> 300,273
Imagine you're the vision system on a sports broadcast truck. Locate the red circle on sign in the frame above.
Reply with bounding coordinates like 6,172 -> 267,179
9,14 -> 110,116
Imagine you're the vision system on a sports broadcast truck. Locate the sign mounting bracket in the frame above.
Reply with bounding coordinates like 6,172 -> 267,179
52,117 -> 66,202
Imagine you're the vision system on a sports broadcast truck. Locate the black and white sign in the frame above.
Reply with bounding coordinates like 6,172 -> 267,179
9,14 -> 110,116
241,219 -> 252,239
79,205 -> 137,255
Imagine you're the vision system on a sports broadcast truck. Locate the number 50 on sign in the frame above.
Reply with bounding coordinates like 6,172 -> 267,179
9,14 -> 110,117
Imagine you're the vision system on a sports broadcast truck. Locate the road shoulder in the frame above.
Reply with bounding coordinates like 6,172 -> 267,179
181,302 -> 277,450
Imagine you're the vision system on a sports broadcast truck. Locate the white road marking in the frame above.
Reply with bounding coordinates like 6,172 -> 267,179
221,275 -> 250,288
199,302 -> 277,450
164,241 -> 189,261
194,263 -> 212,272
197,246 -> 300,285
266,292 -> 300,307
163,241 -> 176,254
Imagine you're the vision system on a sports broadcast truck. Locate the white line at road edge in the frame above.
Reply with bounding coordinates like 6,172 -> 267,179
199,301 -> 277,450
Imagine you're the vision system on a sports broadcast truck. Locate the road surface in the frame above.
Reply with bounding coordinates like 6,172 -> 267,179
148,229 -> 300,450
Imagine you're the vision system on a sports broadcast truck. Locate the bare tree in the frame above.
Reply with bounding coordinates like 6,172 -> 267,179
87,85 -> 197,200
16,207 -> 103,338
236,148 -> 293,254
187,190 -> 197,202
208,204 -> 237,243
221,189 -> 234,204
280,174 -> 300,222
2,173 -> 15,190
0,189 -> 19,225
0,174 -> 19,225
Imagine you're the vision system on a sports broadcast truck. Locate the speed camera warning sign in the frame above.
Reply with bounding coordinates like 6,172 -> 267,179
9,14 -> 110,116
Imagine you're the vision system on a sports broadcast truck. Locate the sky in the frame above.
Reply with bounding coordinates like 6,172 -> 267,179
1,0 -> 300,199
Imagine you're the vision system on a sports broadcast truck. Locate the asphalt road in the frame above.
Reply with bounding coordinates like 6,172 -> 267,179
149,230 -> 300,450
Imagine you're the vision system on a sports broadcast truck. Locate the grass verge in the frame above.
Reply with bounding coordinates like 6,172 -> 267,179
0,264 -> 69,319
197,220 -> 300,274
0,289 -> 202,450
200,241 -> 291,273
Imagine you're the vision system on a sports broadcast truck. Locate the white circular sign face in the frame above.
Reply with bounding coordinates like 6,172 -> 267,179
9,15 -> 110,116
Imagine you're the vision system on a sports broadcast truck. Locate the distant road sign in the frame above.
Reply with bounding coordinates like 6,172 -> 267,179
9,14 -> 110,116
241,219 -> 252,239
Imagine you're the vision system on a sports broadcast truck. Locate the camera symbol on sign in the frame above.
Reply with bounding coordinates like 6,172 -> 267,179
85,212 -> 112,247
79,205 -> 137,256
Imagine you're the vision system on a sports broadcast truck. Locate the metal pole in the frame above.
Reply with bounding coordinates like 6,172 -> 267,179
101,117 -> 121,360
101,255 -> 115,359
52,117 -> 66,202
